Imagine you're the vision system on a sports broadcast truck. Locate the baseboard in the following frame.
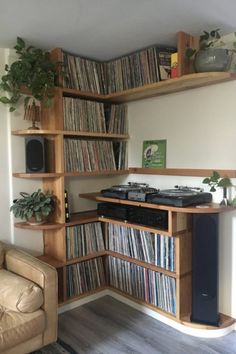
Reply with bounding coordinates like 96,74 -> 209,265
58,289 -> 110,314
58,289 -> 235,338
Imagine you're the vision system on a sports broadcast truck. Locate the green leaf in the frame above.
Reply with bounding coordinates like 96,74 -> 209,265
9,106 -> 16,112
218,177 -> 232,188
17,37 -> 25,49
202,177 -> 210,184
185,47 -> 196,59
0,96 -> 11,104
210,186 -> 216,192
212,170 -> 220,182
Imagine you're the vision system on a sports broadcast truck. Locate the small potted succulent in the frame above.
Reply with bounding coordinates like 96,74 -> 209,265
186,29 -> 233,72
202,171 -> 232,205
10,189 -> 55,225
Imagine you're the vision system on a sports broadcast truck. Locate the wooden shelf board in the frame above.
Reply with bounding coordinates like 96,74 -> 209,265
105,72 -> 236,103
64,169 -> 129,177
62,87 -> 107,101
13,172 -> 62,178
12,129 -> 128,140
12,129 -> 61,136
99,216 -> 170,236
63,131 -> 129,139
14,222 -> 63,230
65,210 -> 99,226
80,192 -> 234,214
58,286 -> 107,307
37,255 -> 65,268
66,251 -> 106,265
60,73 -> 236,103
129,167 -> 236,178
180,313 -> 235,330
106,250 -> 176,278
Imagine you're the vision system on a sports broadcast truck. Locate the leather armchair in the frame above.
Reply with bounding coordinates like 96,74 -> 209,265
0,242 -> 58,354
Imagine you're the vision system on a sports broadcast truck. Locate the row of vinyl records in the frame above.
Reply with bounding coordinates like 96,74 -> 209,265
64,139 -> 127,172
63,97 -> 128,134
66,222 -> 175,272
66,256 -> 176,315
62,46 -> 176,94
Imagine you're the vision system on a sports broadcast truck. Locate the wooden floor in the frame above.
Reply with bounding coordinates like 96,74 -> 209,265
58,296 -> 236,354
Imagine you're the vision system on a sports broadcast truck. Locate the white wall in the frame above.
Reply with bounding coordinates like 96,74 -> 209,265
127,82 -> 236,318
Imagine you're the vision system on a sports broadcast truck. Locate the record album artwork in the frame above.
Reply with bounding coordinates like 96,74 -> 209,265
142,139 -> 166,168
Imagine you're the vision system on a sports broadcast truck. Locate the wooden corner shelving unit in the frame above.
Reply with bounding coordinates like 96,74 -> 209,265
11,32 -> 236,332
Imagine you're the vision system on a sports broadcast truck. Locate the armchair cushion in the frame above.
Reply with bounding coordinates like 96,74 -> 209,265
0,242 -> 4,268
0,269 -> 43,313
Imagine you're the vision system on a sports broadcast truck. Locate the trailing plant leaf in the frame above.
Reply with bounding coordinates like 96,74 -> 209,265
0,36 -> 61,112
202,170 -> 232,194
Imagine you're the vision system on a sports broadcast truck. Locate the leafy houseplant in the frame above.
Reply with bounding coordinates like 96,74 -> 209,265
202,171 -> 232,205
10,189 -> 55,225
0,37 -> 59,112
186,29 -> 233,72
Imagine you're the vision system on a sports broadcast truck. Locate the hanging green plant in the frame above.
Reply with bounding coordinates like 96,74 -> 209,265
0,37 -> 59,112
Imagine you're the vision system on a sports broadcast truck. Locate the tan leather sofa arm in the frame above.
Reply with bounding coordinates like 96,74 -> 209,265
5,249 -> 58,345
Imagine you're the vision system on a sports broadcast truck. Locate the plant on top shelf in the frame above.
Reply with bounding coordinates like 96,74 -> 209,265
0,37 -> 60,113
202,170 -> 232,205
186,29 -> 234,72
10,189 -> 55,225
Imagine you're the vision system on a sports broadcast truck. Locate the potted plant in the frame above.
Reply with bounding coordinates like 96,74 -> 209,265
0,37 -> 59,113
10,189 -> 55,225
202,170 -> 232,205
186,29 -> 233,72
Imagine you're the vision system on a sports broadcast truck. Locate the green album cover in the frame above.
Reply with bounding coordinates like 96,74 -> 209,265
142,139 -> 166,168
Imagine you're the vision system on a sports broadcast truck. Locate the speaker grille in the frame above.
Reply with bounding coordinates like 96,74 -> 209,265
25,137 -> 46,173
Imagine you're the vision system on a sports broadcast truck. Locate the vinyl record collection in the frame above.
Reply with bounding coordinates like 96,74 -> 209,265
63,97 -> 106,132
66,222 -> 105,260
63,97 -> 128,134
105,223 -> 175,271
107,256 -> 176,315
105,103 -> 128,134
62,45 -> 176,94
64,138 -> 127,172
62,51 -> 106,94
66,257 -> 105,297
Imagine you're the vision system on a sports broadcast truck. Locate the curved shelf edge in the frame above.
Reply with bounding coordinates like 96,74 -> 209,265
14,222 -> 64,230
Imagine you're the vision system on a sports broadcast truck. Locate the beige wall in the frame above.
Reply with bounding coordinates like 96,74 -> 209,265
127,83 -> 236,318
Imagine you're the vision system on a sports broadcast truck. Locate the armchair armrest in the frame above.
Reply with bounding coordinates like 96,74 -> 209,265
5,248 -> 58,345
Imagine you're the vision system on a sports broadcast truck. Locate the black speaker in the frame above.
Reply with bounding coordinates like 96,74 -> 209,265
25,136 -> 47,173
191,213 -> 219,326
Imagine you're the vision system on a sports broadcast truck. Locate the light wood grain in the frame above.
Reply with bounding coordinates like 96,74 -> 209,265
129,167 -> 236,178
80,192 -> 234,214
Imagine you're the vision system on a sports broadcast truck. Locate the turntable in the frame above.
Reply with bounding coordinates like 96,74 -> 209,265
101,182 -> 158,201
146,186 -> 212,207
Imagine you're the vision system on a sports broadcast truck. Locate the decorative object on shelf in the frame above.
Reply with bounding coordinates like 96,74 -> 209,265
10,189 -> 55,225
186,29 -> 233,73
142,139 -> 166,168
0,37 -> 59,113
202,170 -> 232,205
64,190 -> 70,222
24,99 -> 41,129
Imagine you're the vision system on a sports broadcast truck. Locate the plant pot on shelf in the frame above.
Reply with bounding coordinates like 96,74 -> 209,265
194,48 -> 232,73
26,215 -> 47,226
